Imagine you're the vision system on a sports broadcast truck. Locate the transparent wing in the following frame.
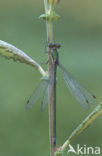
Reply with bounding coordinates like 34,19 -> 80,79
26,79 -> 49,110
59,63 -> 96,109
41,65 -> 55,110
41,86 -> 48,111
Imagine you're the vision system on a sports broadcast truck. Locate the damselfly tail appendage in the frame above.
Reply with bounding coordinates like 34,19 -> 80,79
59,63 -> 96,109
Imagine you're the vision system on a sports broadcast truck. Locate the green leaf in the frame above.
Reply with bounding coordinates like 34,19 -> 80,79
0,40 -> 40,68
0,40 -> 46,76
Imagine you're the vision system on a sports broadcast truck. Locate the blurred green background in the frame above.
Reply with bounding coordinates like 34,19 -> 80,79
0,0 -> 102,156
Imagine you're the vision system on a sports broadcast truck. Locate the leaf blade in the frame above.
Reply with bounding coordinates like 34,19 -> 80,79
0,40 -> 39,69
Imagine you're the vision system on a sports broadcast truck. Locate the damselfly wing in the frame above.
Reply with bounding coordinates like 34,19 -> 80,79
41,86 -> 48,110
26,78 -> 49,110
59,63 -> 96,109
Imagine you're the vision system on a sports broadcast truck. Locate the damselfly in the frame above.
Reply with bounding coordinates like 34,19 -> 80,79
26,43 -> 96,110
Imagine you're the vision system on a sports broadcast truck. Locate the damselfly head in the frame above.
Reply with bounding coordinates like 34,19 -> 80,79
48,43 -> 61,49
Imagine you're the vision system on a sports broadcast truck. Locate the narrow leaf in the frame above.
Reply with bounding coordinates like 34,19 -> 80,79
0,40 -> 46,76
0,40 -> 39,69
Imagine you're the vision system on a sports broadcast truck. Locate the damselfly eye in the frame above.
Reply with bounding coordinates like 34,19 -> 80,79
56,44 -> 61,49
48,43 -> 55,48
48,43 -> 61,49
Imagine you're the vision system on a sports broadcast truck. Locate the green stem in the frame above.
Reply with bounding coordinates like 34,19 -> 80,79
47,14 -> 56,156
44,1 -> 56,156
41,1 -> 60,155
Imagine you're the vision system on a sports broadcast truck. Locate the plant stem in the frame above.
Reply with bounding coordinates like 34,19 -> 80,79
47,14 -> 56,156
41,1 -> 60,155
44,1 -> 56,156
